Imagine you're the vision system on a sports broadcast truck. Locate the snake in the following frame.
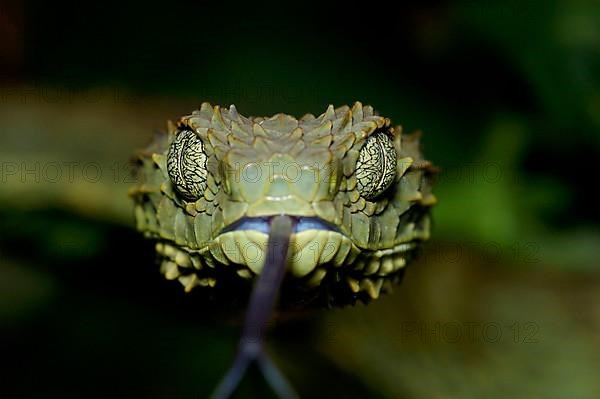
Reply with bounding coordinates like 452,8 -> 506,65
129,102 -> 436,397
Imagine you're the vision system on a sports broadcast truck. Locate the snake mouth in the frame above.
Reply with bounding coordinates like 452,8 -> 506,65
211,216 -> 356,280
221,216 -> 340,235
157,215 -> 416,296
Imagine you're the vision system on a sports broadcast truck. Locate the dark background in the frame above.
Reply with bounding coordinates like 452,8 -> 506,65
1,1 -> 599,398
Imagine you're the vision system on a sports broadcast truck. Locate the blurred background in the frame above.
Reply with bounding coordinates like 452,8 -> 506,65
1,0 -> 599,398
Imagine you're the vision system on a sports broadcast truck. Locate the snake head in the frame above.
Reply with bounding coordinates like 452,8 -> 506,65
130,102 -> 436,305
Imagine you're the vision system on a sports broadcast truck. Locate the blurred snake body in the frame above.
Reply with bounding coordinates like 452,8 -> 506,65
130,102 -> 436,306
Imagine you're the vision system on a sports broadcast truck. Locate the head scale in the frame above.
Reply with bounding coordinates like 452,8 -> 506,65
130,102 -> 436,306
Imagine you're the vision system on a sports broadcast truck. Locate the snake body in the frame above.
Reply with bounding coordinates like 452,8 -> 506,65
130,102 -> 436,306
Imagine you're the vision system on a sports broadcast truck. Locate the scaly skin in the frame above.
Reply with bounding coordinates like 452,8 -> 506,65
130,102 -> 436,306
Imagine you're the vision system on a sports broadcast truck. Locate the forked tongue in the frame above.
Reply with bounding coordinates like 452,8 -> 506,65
211,215 -> 299,399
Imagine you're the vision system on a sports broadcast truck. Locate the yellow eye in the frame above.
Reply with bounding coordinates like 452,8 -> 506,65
355,132 -> 397,200
167,130 -> 208,201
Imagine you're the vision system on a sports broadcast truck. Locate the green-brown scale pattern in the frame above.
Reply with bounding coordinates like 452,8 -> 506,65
130,102 -> 436,306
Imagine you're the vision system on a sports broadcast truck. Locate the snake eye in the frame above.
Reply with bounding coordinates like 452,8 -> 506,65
355,131 -> 397,200
167,130 -> 208,201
